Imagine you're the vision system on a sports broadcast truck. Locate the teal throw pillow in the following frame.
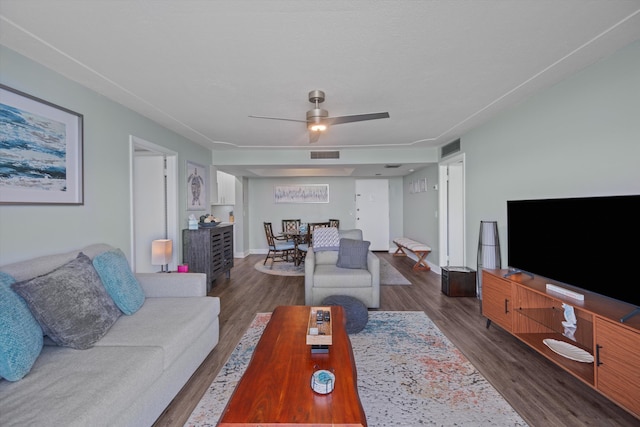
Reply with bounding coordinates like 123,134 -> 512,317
0,272 -> 43,381
93,249 -> 145,315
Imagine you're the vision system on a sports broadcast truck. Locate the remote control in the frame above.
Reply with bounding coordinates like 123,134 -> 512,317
323,310 -> 330,322
316,311 -> 323,324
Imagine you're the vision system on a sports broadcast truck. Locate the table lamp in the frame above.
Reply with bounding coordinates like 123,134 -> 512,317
151,239 -> 172,273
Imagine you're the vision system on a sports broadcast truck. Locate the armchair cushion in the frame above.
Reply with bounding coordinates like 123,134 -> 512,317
336,238 -> 371,269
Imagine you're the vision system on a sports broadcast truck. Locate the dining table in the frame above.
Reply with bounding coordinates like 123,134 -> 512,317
280,230 -> 307,266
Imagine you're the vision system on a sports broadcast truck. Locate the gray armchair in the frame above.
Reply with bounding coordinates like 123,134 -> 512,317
304,229 -> 380,308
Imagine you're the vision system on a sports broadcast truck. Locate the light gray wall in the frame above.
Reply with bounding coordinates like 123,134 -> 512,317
463,40 -> 640,268
248,176 -> 403,251
0,47 -> 211,265
398,40 -> 640,272
402,165 -> 440,264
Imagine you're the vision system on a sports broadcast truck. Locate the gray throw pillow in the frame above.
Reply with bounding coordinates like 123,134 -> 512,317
336,238 -> 370,269
11,252 -> 121,350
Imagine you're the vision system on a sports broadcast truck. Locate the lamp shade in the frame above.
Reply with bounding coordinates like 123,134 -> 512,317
151,239 -> 173,266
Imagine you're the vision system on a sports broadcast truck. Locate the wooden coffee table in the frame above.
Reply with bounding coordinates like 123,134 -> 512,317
218,305 -> 367,427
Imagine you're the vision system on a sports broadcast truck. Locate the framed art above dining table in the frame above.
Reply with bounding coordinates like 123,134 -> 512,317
274,184 -> 329,204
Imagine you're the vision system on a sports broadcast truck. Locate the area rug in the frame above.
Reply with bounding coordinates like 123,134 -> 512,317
185,311 -> 527,426
379,257 -> 411,285
254,260 -> 304,276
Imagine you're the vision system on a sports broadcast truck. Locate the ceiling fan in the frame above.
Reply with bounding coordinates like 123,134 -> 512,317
249,90 -> 390,143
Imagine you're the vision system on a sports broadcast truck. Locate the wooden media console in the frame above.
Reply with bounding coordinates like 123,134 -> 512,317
482,269 -> 640,419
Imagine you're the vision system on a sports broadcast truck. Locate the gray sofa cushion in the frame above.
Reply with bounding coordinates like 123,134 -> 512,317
11,253 -> 121,349
0,244 -> 114,283
336,238 -> 371,269
0,345 -> 163,427
95,297 -> 220,369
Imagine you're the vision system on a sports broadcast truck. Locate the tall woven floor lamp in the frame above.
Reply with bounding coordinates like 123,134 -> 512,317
477,221 -> 501,307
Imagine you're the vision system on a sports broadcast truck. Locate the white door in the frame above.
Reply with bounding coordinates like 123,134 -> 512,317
355,179 -> 389,251
447,161 -> 465,265
133,155 -> 166,272
130,136 -> 178,273
438,153 -> 466,267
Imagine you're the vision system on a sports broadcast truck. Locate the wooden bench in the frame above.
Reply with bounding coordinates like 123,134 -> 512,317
393,237 -> 432,271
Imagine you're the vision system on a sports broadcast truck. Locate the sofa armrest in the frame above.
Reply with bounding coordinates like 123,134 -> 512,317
135,272 -> 207,297
304,248 -> 316,305
367,252 -> 381,307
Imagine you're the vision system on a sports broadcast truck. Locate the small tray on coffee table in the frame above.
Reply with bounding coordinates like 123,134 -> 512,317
307,306 -> 333,346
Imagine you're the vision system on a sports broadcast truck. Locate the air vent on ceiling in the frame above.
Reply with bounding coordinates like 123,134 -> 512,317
384,164 -> 402,168
441,139 -> 461,158
310,151 -> 340,159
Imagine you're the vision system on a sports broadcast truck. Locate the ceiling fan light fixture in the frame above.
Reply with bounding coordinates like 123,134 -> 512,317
310,124 -> 327,132
307,108 -> 328,132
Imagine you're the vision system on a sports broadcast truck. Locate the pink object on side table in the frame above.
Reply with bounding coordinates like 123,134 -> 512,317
177,264 -> 189,273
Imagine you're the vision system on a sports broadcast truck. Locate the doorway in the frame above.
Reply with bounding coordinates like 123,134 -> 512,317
355,179 -> 389,251
438,153 -> 466,267
129,136 -> 178,272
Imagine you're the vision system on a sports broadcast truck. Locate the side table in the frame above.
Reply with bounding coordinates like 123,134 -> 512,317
441,266 -> 476,297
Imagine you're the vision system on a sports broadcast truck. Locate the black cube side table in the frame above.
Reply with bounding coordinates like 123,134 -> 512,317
441,266 -> 477,297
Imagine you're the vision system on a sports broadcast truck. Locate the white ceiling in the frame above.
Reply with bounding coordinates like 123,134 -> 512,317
1,1 -> 640,177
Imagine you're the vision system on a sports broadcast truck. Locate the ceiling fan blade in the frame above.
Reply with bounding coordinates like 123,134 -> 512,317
327,112 -> 389,125
248,115 -> 307,123
309,131 -> 321,143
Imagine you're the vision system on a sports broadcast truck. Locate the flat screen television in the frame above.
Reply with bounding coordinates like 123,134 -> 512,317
507,194 -> 640,309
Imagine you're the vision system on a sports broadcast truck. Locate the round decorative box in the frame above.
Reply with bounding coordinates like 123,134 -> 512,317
310,369 -> 335,394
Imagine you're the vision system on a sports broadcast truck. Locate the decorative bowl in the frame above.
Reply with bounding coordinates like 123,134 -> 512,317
199,221 -> 221,228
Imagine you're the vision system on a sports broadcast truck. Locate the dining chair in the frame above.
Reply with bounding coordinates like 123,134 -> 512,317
263,222 -> 295,266
329,219 -> 339,229
282,219 -> 301,233
281,219 -> 301,243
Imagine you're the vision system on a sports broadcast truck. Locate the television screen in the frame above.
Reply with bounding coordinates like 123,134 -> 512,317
507,195 -> 640,308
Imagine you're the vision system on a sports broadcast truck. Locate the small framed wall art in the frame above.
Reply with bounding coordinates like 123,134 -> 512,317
186,161 -> 208,210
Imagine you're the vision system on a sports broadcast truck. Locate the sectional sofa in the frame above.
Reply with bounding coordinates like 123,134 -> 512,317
0,244 -> 220,427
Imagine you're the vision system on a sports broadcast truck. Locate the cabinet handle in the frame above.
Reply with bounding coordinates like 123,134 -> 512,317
596,344 -> 603,366
504,298 -> 510,314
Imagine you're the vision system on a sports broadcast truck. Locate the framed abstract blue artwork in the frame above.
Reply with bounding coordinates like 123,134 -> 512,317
0,84 -> 83,204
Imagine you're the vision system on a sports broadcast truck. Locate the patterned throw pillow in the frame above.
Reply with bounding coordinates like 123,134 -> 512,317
313,227 -> 340,252
0,272 -> 43,381
93,249 -> 145,315
11,253 -> 121,350
336,238 -> 371,269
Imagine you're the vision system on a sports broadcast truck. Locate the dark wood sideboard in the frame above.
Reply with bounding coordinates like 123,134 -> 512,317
182,224 -> 233,292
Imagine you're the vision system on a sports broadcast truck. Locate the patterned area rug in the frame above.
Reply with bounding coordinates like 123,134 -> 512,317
186,311 -> 527,426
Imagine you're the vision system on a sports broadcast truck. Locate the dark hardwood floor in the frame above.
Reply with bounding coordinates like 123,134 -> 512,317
154,253 -> 639,426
